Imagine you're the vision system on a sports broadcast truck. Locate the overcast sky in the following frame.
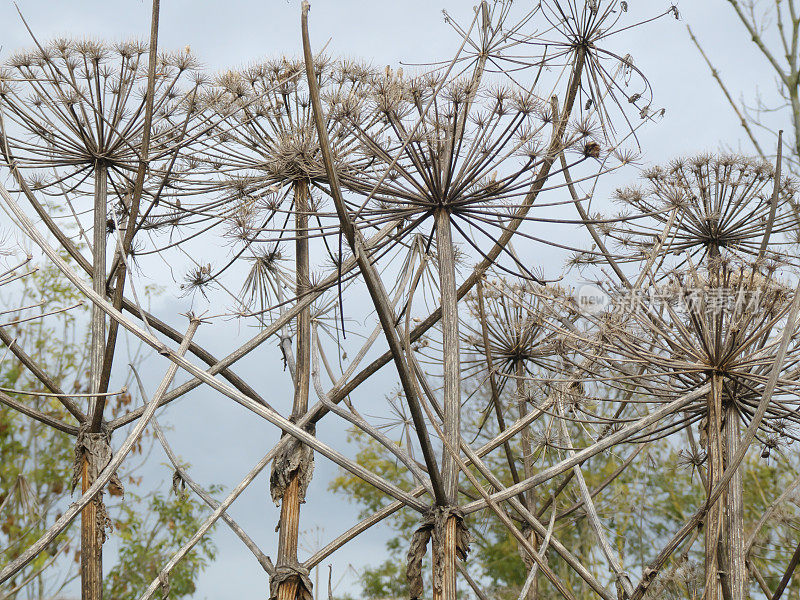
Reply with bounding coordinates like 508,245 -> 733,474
1,1 -> 788,599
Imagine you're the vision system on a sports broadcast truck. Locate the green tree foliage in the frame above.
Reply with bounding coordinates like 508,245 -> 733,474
0,258 -> 87,598
105,487 -> 219,600
0,256 -> 215,599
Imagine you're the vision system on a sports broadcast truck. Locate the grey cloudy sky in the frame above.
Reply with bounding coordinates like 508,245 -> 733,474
1,1 -> 787,598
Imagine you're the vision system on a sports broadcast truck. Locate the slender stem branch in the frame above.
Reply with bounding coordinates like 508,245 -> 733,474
301,0 -> 446,506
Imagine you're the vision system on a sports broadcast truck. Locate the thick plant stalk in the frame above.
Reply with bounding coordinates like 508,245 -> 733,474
97,0 -> 161,405
704,240 -> 732,600
90,163 -> 108,416
438,518 -> 458,600
429,10 -> 490,592
434,208 -> 460,600
436,209 -> 460,501
704,374 -> 725,600
77,6 -> 160,592
82,161 -> 107,600
275,180 -> 312,600
300,0 -> 447,506
724,408 -> 746,600
515,361 -> 538,600
80,458 -> 101,600
720,139 -> 786,600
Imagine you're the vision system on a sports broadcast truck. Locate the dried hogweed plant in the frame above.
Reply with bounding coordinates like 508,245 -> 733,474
0,13 -> 218,598
556,151 -> 800,600
4,3 -> 797,600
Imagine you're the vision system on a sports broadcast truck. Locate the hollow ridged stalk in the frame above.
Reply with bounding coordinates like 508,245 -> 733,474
724,406 -> 746,600
705,247 -> 745,600
96,0 -> 161,414
276,179 -> 311,600
704,373 -> 724,600
82,161 -> 107,600
516,361 -> 537,600
434,208 -> 460,600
